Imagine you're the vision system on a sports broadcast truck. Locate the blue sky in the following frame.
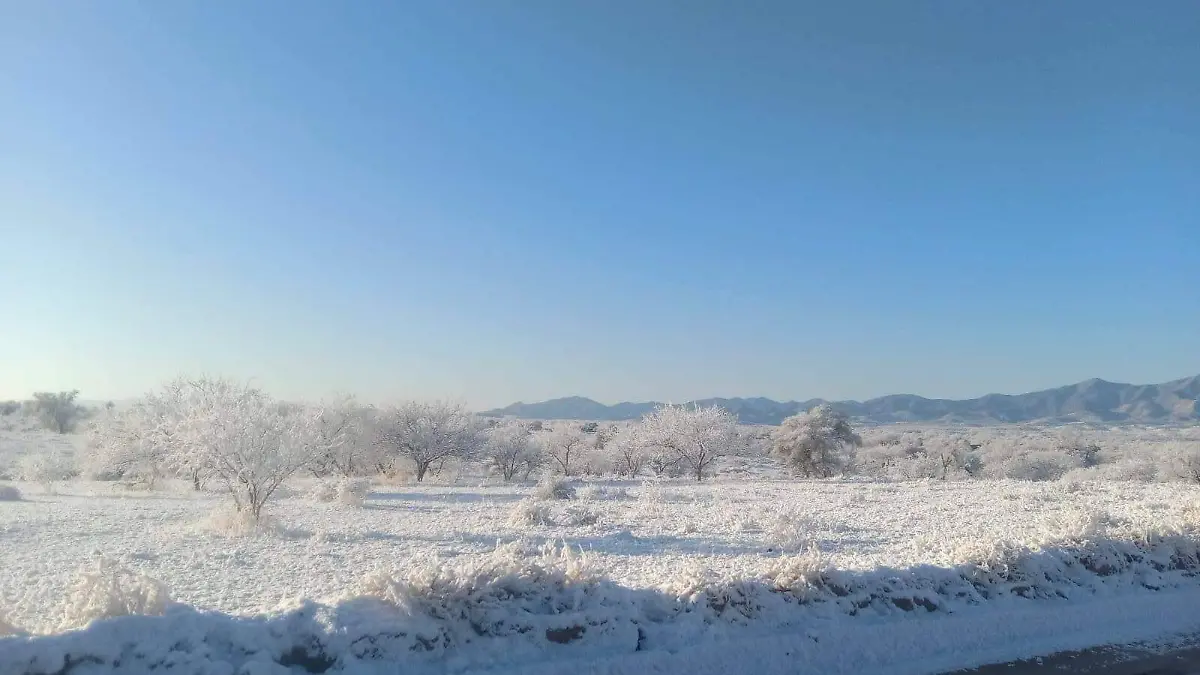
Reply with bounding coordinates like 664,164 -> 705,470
2,1 -> 1197,408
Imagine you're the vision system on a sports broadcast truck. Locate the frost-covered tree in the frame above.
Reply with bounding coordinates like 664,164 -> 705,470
174,379 -> 329,519
86,400 -> 176,487
540,425 -> 590,476
639,405 -> 742,481
925,435 -> 980,480
606,424 -> 649,477
771,405 -> 861,478
311,395 -> 374,478
484,421 -> 543,481
32,390 -> 87,434
373,401 -> 483,481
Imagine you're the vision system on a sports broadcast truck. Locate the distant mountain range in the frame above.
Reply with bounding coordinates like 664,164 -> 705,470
480,375 -> 1200,425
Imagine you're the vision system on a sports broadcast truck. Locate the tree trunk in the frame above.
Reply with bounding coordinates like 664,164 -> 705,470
415,462 -> 428,482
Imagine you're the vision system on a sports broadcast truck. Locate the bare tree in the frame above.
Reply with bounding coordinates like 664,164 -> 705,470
771,405 -> 861,478
639,405 -> 743,481
374,401 -> 483,482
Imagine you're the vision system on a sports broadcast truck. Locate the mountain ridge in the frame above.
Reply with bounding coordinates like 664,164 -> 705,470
480,375 -> 1200,425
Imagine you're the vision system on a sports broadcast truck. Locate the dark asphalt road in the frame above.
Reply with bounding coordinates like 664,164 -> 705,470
943,640 -> 1200,675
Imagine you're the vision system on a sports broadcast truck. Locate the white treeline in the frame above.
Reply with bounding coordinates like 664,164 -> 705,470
35,374 -> 1199,521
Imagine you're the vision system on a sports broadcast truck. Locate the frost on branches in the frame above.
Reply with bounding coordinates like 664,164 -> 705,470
539,424 -> 591,476
373,401 -> 483,481
90,377 -> 337,520
175,379 -> 329,519
310,395 -> 374,478
639,405 -> 743,481
771,405 -> 861,478
484,421 -> 543,481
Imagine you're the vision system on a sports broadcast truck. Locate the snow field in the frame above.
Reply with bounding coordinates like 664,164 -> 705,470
2,476 -> 1199,635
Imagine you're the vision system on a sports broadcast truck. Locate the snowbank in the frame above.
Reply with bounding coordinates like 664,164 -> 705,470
4,520 -> 1200,675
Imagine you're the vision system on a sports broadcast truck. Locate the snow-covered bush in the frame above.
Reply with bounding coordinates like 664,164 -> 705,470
561,505 -> 600,527
767,511 -> 812,552
576,483 -> 627,501
374,400 -> 483,481
640,405 -> 743,481
507,498 -> 554,526
311,478 -> 371,506
532,474 -> 575,500
18,450 -> 75,493
57,556 -> 171,631
337,478 -> 371,507
1163,443 -> 1200,484
998,451 -> 1076,482
312,480 -> 339,502
771,405 -> 860,478
1064,460 -> 1159,483
354,541 -> 601,655
0,484 -> 21,501
202,504 -> 281,537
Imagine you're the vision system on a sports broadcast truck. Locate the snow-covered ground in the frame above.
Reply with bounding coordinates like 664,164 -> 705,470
3,472 -> 1200,673
3,417 -> 1200,674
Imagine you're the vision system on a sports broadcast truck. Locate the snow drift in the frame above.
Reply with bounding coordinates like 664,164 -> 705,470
4,514 -> 1200,675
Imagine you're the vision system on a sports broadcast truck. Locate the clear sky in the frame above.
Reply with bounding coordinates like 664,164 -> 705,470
2,1 -> 1197,408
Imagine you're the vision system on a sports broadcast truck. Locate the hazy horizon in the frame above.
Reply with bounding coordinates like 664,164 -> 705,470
3,2 -> 1197,409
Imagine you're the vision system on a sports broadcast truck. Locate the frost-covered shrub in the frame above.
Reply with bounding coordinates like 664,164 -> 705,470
997,451 -> 1075,482
561,505 -> 600,527
1162,443 -> 1200,484
767,512 -> 812,552
636,477 -> 667,504
58,556 -> 171,631
761,546 -> 833,593
1065,460 -> 1159,483
312,480 -> 339,502
0,484 -> 21,501
508,498 -> 554,526
337,478 -> 371,507
576,484 -> 602,501
202,504 -> 279,537
576,483 -> 628,501
18,450 -> 75,493
353,542 -> 606,656
312,478 -> 370,506
532,474 -> 575,501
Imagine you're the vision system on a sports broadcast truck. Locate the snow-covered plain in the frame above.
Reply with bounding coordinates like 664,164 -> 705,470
3,422 -> 1200,674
